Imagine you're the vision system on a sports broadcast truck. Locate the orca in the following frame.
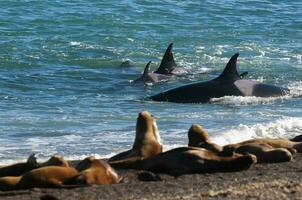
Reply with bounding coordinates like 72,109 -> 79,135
154,43 -> 187,75
133,43 -> 185,83
149,53 -> 289,103
133,61 -> 170,83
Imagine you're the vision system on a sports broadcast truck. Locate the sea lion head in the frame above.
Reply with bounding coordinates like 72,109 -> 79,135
75,156 -> 122,185
188,124 -> 210,147
135,111 -> 161,146
39,155 -> 69,167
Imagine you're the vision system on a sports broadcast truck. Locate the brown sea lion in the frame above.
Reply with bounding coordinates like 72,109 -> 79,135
39,155 -> 70,167
188,124 -> 293,163
233,138 -> 300,153
109,111 -> 162,166
74,156 -> 122,185
131,147 -> 256,176
223,143 -> 292,163
0,166 -> 78,191
0,154 -> 70,178
0,153 -> 38,177
188,124 -> 223,154
0,176 -> 21,191
17,166 -> 79,189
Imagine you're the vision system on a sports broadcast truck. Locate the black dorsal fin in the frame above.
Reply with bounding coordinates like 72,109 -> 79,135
154,43 -> 177,74
217,53 -> 240,81
143,61 -> 152,76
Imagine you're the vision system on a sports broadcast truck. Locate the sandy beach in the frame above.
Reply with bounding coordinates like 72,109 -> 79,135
0,153 -> 301,200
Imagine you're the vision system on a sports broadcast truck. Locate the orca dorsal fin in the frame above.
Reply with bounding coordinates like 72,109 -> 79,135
217,53 -> 240,81
143,61 -> 152,76
154,43 -> 177,74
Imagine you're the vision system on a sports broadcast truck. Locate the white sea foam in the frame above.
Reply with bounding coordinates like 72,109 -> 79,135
294,54 -> 302,65
288,81 -> 302,97
121,58 -> 132,62
210,95 -> 291,105
70,41 -> 82,46
69,41 -> 94,49
212,117 -> 302,146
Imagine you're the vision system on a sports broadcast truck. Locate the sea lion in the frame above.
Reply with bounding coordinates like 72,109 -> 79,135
39,155 -> 69,168
0,176 -> 21,191
109,111 -> 162,166
0,166 -> 79,191
188,124 -> 293,163
0,153 -> 38,177
224,143 -> 292,163
126,147 -> 256,175
74,156 -> 121,185
188,124 -> 223,154
228,138 -> 299,154
17,166 -> 79,189
0,154 -> 70,178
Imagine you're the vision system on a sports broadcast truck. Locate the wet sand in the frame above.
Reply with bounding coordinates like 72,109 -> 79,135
1,154 -> 302,200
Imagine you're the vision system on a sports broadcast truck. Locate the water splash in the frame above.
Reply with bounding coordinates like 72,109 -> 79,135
213,117 -> 302,145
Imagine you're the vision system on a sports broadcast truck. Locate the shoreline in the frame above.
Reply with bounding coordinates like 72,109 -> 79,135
1,154 -> 302,199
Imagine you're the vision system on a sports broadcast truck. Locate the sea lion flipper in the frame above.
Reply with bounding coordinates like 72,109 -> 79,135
27,153 -> 38,167
154,43 -> 177,74
108,149 -> 133,162
108,156 -> 142,169
217,53 -> 240,81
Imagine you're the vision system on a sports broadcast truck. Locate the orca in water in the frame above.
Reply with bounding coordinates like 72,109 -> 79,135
133,43 -> 187,83
154,43 -> 187,75
133,61 -> 170,83
149,53 -> 289,103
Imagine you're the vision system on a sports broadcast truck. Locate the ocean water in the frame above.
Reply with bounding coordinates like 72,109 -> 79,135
0,0 -> 302,164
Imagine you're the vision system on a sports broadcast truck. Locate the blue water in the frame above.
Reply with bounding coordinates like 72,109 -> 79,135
0,0 -> 302,163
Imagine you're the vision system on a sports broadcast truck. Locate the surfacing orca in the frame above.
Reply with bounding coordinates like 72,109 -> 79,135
154,43 -> 187,75
133,61 -> 170,83
149,53 -> 289,103
133,43 -> 186,83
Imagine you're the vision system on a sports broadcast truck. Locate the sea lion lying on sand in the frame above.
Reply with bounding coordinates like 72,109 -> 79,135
109,111 -> 162,165
188,124 -> 293,163
113,147 -> 256,175
75,156 -> 122,185
230,138 -> 300,153
0,156 -> 121,191
223,143 -> 292,163
0,154 -> 37,178
0,154 -> 69,177
0,166 -> 78,191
